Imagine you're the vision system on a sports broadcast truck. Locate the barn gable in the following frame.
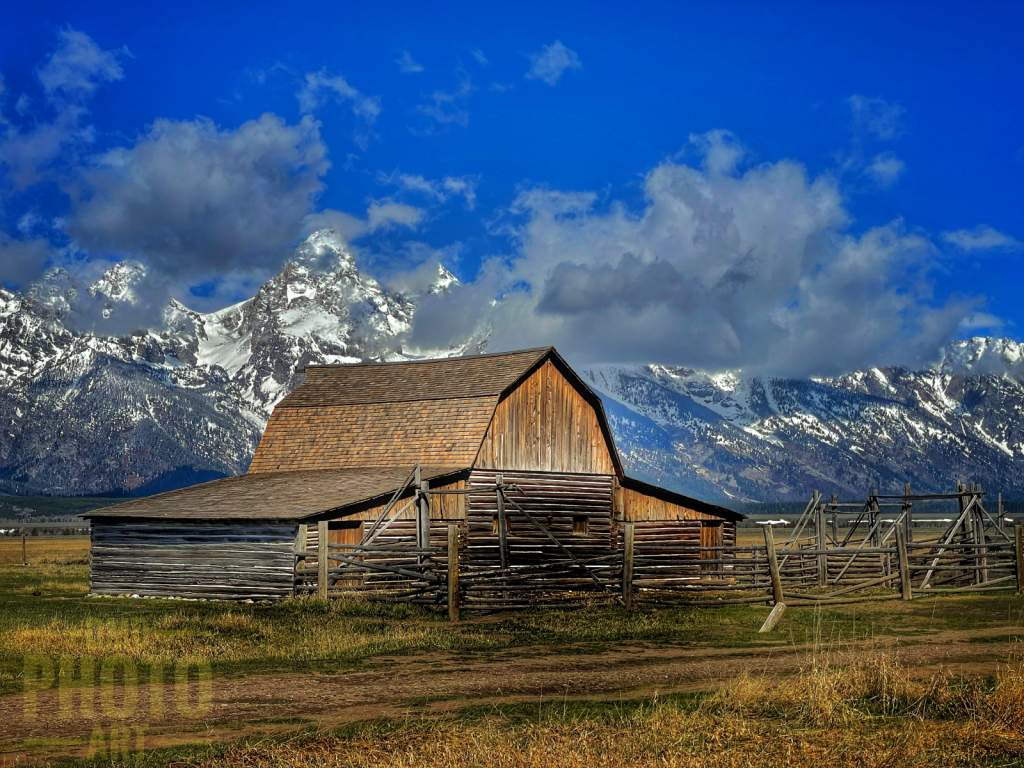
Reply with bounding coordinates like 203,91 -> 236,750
476,357 -> 618,474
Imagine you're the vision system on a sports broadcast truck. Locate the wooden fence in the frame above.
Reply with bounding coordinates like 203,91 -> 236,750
295,483 -> 1024,618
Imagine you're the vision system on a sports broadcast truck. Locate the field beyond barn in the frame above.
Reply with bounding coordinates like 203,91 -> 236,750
1,537 -> 1022,767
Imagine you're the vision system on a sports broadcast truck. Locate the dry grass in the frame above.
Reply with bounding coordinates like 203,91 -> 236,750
137,653 -> 1022,768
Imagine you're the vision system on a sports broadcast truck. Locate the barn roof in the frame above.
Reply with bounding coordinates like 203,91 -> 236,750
280,347 -> 553,407
82,466 -> 468,521
248,347 -> 623,475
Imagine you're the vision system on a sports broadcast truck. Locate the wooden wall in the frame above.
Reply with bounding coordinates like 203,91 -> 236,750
475,360 -> 616,474
622,488 -> 729,522
89,521 -> 298,600
464,470 -> 616,565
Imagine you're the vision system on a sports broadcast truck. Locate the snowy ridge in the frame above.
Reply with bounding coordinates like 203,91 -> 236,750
0,230 -> 1022,499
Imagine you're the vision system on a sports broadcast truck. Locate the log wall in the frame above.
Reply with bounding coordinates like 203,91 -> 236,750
623,487 -> 728,522
475,360 -> 616,474
89,521 -> 298,600
464,470 -> 616,566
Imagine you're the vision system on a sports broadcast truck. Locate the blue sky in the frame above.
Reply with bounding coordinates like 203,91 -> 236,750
1,1 -> 1022,374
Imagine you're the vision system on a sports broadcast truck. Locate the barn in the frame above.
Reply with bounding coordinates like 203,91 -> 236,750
84,347 -> 742,601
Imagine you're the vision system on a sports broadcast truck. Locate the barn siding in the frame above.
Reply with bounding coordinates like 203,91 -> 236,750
464,470 -> 616,564
89,521 -> 298,600
475,360 -> 616,474
622,488 -> 726,522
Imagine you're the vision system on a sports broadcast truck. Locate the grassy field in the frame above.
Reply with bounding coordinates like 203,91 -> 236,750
1,537 -> 1022,767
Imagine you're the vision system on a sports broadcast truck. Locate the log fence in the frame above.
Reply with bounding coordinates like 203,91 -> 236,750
293,481 -> 1024,617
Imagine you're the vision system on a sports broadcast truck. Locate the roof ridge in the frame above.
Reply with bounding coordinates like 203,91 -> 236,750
305,346 -> 553,371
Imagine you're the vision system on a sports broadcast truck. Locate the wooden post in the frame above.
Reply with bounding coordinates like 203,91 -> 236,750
998,493 -> 1004,531
896,526 -> 911,601
830,494 -> 838,546
815,495 -> 827,587
763,525 -> 783,606
22,533 -> 27,566
622,523 -> 635,611
759,603 -> 787,633
317,520 -> 329,599
496,475 -> 508,571
447,524 -> 460,622
904,482 -> 913,543
1015,526 -> 1024,596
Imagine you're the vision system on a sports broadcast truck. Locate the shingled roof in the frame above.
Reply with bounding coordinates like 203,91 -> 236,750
279,348 -> 552,407
83,466 -> 468,521
248,347 -> 623,474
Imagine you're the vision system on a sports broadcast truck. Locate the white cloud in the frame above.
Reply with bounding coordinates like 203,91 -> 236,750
865,151 -> 905,188
848,95 -> 906,141
942,225 -> 1023,252
472,48 -> 489,66
395,51 -> 424,74
297,69 -> 380,122
416,71 -> 473,128
303,200 -> 426,242
367,200 -> 426,231
0,28 -> 126,188
525,40 -> 581,85
959,312 -> 1004,330
409,131 -> 977,377
68,113 -> 329,280
379,171 -> 478,209
36,27 -> 126,99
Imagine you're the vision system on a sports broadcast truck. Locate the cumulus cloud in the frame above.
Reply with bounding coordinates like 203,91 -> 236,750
67,113 -> 329,279
0,236 -> 55,289
395,51 -> 424,74
525,41 -> 581,85
941,225 -> 1023,252
848,95 -> 906,141
408,132 -> 978,377
959,311 -> 1004,331
865,151 -> 905,188
297,69 -> 380,122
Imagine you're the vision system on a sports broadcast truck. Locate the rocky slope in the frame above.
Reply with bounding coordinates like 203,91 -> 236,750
1,229 -> 1022,501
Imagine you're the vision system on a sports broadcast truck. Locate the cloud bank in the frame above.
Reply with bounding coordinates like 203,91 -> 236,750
410,131 -> 979,377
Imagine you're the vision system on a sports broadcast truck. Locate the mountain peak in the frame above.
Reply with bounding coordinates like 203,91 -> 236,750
90,260 -> 147,305
288,229 -> 357,274
938,337 -> 1024,377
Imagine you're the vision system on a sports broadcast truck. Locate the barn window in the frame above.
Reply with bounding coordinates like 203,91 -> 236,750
572,516 -> 588,536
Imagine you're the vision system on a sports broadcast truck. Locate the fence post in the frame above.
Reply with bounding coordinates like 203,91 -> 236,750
815,495 -> 827,587
22,533 -> 27,566
622,523 -> 635,611
1016,526 -> 1024,596
448,524 -> 460,622
317,520 -> 329,599
896,526 -> 911,601
496,476 -> 508,571
763,525 -> 783,606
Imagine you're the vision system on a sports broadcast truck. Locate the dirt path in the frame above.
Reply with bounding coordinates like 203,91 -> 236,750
2,624 -> 1021,765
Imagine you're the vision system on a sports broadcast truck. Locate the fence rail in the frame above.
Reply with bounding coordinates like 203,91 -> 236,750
295,515 -> 1024,617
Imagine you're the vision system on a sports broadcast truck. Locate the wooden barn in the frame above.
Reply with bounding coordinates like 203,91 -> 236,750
84,348 -> 742,601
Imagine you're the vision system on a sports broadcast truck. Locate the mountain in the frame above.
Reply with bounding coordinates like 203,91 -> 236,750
1,229 -> 1022,501
585,337 -> 1024,502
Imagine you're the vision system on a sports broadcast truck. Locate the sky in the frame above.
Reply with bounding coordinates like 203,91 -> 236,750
1,0 -> 1022,375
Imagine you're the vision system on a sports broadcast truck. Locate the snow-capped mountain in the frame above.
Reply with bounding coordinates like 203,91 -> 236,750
1,228 -> 1022,501
0,230 -> 473,495
585,338 -> 1024,501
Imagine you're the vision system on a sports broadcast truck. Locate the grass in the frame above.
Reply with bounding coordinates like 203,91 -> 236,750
51,653 -> 1024,767
3,537 -> 1024,767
